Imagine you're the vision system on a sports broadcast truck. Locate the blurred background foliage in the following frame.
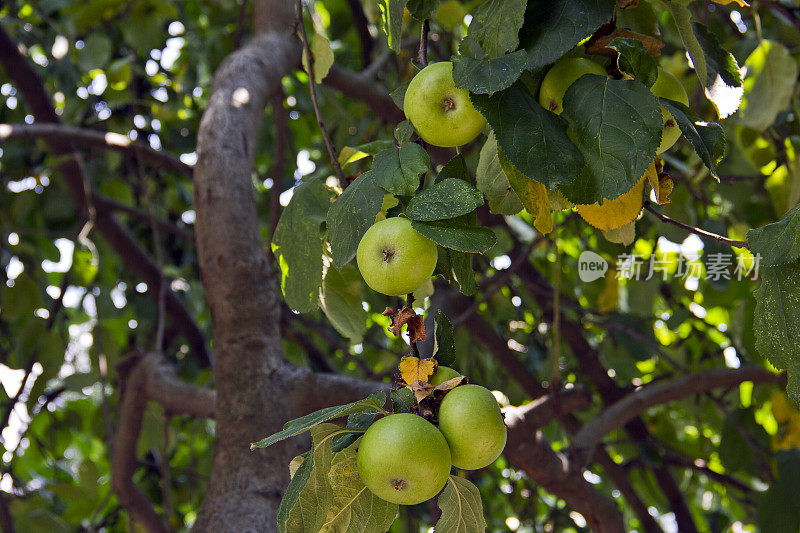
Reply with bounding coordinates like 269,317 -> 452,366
1,0 -> 800,531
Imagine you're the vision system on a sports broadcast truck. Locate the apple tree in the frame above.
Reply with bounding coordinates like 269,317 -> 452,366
2,0 -> 800,532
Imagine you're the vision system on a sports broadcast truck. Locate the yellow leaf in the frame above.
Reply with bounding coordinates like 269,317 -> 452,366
398,356 -> 436,387
577,169 -> 648,231
289,455 -> 304,479
497,148 -> 553,234
597,268 -> 619,314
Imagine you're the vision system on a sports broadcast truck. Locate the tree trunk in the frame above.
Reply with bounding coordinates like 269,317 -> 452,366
190,2 -> 301,529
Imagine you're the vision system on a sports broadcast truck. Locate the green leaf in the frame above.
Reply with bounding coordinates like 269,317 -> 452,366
1,273 -> 41,322
279,424 -> 342,533
451,50 -> 528,95
327,172 -> 384,267
76,34 -> 112,71
372,144 -> 430,197
757,450 -> 800,532
406,179 -> 484,221
558,76 -> 662,204
449,249 -> 478,295
747,203 -> 800,267
739,40 -> 799,131
394,120 -> 415,144
391,387 -> 415,413
753,260 -> 800,404
467,0 -> 527,58
302,34 -> 334,84
390,81 -> 410,111
476,133 -> 522,215
320,265 -> 367,344
411,220 -> 497,253
333,413 -> 377,453
667,3 -> 743,118
519,0 -> 615,70
71,245 -> 98,286
406,0 -> 439,20
719,408 -> 771,476
321,442 -> 399,532
380,0 -> 408,52
659,98 -> 726,179
609,37 -> 658,87
272,179 -> 331,312
433,311 -> 456,366
471,82 -> 583,189
251,392 -> 386,449
436,154 -> 471,183
435,476 -> 487,532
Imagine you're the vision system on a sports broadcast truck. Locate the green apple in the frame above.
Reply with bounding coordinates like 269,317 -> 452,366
356,217 -> 437,296
429,366 -> 461,386
650,67 -> 689,154
438,384 -> 507,470
539,57 -> 607,114
403,61 -> 486,147
357,413 -> 451,505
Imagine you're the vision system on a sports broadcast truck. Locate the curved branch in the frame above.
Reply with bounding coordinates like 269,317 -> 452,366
643,201 -> 749,248
324,64 -> 405,123
572,366 -> 785,463
0,123 -> 192,176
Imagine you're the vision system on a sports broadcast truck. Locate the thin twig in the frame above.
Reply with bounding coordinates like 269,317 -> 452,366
407,293 -> 421,358
418,19 -> 430,66
643,201 -> 749,248
295,0 -> 346,188
161,414 -> 172,529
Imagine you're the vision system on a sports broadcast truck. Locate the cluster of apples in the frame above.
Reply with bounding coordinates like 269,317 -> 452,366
355,61 -> 486,297
356,367 -> 508,505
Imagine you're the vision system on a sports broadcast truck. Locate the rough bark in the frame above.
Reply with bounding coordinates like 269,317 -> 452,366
189,2 -> 301,525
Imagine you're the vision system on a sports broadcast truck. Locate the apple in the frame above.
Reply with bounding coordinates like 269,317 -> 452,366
356,217 -> 437,296
429,366 -> 461,386
403,61 -> 486,147
357,413 -> 451,505
539,57 -> 607,114
650,67 -> 689,153
437,384 -> 506,470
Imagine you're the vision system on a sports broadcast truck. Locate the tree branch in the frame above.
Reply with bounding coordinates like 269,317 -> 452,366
643,201 -> 749,248
324,64 -> 405,123
94,196 -> 194,241
572,367 -> 785,463
111,352 -> 171,533
0,123 -> 192,176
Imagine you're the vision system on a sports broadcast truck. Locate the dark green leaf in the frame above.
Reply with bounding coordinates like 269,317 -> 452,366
559,76 -> 662,204
433,311 -> 456,366
468,0 -> 527,58
394,120 -> 415,144
406,0 -> 439,20
411,220 -> 497,253
436,154 -> 471,183
452,50 -> 528,95
747,203 -> 800,267
719,408 -> 771,476
449,249 -> 478,295
390,81 -> 410,111
753,260 -> 800,404
519,0 -> 616,69
609,37 -> 658,87
250,392 -> 386,449
372,144 -> 430,196
327,172 -> 384,267
391,387 -> 415,414
272,179 -> 331,312
472,82 -> 583,189
660,98 -> 726,179
406,179 -> 484,221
